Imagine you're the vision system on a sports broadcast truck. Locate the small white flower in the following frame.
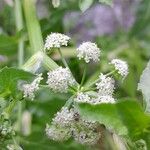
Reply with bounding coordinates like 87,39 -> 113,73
7,145 -> 23,150
96,73 -> 115,96
76,42 -> 100,63
47,67 -> 75,93
73,129 -> 100,145
110,59 -> 129,78
74,92 -> 91,103
52,107 -> 74,127
22,74 -> 43,100
93,95 -> 115,104
44,33 -> 70,50
45,124 -> 71,141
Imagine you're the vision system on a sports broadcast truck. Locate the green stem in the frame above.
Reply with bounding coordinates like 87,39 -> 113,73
80,65 -> 87,89
15,0 -> 24,134
84,70 -> 116,90
3,99 -> 18,119
58,48 -> 69,68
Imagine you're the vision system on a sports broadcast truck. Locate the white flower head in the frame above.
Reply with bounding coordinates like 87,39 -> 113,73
76,42 -> 100,63
96,73 -> 115,96
45,124 -> 71,141
74,92 -> 91,103
47,67 -> 75,93
52,107 -> 74,127
44,33 -> 70,50
93,95 -> 115,104
110,59 -> 129,78
7,144 -> 23,150
22,74 -> 43,100
73,129 -> 100,145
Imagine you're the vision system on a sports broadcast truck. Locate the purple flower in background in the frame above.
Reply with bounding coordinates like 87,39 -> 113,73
63,0 -> 139,43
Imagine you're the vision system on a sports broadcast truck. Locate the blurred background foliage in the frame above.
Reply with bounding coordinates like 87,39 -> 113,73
0,0 -> 150,149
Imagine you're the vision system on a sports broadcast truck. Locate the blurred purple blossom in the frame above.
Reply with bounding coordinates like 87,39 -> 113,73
63,0 -> 139,43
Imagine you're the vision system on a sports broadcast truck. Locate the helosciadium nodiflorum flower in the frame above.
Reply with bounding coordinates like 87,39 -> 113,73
76,42 -> 100,63
110,59 -> 129,78
96,73 -> 115,96
93,95 -> 115,104
72,129 -> 100,145
75,92 -> 115,104
46,106 -> 100,145
74,92 -> 91,103
52,107 -> 74,127
7,144 -> 23,150
47,67 -> 75,93
45,124 -> 71,141
22,74 -> 43,100
44,33 -> 70,50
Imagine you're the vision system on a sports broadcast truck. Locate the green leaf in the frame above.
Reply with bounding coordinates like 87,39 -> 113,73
0,67 -> 34,98
77,102 -> 127,135
99,0 -> 112,6
138,60 -> 150,113
23,0 -> 44,53
116,100 -> 150,140
77,100 -> 150,140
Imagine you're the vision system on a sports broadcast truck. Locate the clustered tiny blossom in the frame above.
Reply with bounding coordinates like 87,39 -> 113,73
76,42 -> 100,63
73,129 -> 100,145
74,92 -> 91,103
7,144 -> 23,150
46,67 -> 75,93
96,73 -> 115,96
94,95 -> 115,104
22,74 -> 43,100
52,107 -> 74,127
44,33 -> 70,50
46,106 -> 100,145
110,59 -> 129,78
45,124 -> 71,141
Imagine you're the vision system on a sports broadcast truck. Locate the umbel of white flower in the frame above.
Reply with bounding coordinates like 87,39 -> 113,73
76,42 -> 101,63
75,92 -> 115,104
22,74 -> 43,100
44,33 -> 70,50
52,107 -> 74,127
110,59 -> 129,78
96,73 -> 115,96
47,67 -> 75,93
46,106 -> 101,145
45,124 -> 71,141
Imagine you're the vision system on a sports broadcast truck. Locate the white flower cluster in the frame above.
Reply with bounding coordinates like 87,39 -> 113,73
73,129 -> 100,145
76,42 -> 100,63
44,33 -> 70,50
45,124 -> 71,141
74,92 -> 91,103
47,67 -> 75,93
46,107 -> 100,145
75,74 -> 115,104
52,107 -> 74,127
75,92 -> 115,105
22,74 -> 43,100
110,59 -> 129,78
0,121 -> 15,137
7,144 -> 23,150
96,73 -> 115,96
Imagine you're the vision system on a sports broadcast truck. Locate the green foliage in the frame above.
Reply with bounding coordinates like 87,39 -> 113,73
0,67 -> 34,98
77,100 -> 150,145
